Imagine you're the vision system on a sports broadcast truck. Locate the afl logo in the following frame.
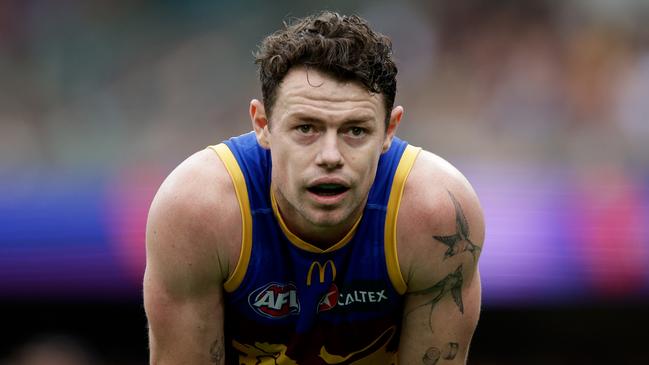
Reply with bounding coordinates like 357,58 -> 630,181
248,282 -> 300,319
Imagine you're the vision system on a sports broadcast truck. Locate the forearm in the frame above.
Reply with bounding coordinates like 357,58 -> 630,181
149,330 -> 224,365
398,310 -> 473,365
144,271 -> 226,365
147,296 -> 225,365
398,271 -> 481,365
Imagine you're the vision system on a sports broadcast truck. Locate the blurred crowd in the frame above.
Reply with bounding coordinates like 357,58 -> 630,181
1,0 -> 648,173
402,0 -> 649,171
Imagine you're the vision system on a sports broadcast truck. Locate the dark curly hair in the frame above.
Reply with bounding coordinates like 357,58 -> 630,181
254,11 -> 398,125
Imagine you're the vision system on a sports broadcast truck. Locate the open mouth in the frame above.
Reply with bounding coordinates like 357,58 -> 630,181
307,184 -> 350,197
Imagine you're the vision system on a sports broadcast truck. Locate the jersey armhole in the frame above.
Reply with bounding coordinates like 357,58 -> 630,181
208,143 -> 253,293
384,145 -> 421,295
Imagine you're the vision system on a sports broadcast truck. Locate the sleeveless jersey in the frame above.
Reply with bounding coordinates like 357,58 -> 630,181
210,132 -> 420,365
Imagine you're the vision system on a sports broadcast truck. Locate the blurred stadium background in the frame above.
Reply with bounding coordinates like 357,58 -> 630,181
1,0 -> 648,364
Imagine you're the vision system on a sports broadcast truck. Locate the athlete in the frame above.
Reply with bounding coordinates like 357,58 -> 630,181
144,11 -> 484,365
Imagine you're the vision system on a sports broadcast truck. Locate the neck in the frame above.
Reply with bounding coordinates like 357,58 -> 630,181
272,188 -> 363,250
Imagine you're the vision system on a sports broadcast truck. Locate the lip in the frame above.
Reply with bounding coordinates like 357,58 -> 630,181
306,188 -> 349,206
307,176 -> 351,188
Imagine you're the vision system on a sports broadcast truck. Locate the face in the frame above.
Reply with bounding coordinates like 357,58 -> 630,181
250,67 -> 402,239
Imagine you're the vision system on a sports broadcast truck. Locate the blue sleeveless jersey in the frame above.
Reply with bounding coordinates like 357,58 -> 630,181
210,132 -> 420,365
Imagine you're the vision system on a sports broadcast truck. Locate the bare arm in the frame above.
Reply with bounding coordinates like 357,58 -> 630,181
143,149 -> 240,365
397,152 -> 485,365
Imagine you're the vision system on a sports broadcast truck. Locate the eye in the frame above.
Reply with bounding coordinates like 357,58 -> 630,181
348,127 -> 366,137
297,124 -> 314,134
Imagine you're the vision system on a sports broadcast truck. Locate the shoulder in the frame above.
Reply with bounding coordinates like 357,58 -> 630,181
399,149 -> 482,229
146,147 -> 242,285
396,149 -> 485,292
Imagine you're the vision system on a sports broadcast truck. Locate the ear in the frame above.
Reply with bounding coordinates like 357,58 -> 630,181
250,99 -> 271,149
382,105 -> 403,153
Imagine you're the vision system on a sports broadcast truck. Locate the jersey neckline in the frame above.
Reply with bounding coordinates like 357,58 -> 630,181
270,186 -> 362,253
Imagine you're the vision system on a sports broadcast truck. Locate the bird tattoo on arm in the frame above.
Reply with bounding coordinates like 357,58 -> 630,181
434,190 -> 481,262
405,190 -> 481,333
406,265 -> 464,332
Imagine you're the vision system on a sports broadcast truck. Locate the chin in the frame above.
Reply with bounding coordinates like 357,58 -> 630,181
304,209 -> 353,228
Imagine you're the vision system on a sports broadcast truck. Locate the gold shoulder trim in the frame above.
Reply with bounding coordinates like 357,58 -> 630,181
385,145 -> 421,294
209,144 -> 253,292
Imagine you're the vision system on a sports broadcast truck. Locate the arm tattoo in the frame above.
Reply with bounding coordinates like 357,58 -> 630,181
443,342 -> 459,360
407,266 -> 464,332
422,347 -> 440,365
422,342 -> 458,364
210,337 -> 225,364
434,190 -> 481,261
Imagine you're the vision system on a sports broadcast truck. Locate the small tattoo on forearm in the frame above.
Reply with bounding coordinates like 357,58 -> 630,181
434,190 -> 481,261
422,347 -> 440,364
210,337 -> 224,364
443,342 -> 459,360
422,342 -> 459,364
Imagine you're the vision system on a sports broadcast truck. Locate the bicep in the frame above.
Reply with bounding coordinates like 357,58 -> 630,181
398,269 -> 481,365
143,166 -> 231,365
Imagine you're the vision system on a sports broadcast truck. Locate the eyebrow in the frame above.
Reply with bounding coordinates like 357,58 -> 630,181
342,118 -> 374,125
288,113 -> 375,125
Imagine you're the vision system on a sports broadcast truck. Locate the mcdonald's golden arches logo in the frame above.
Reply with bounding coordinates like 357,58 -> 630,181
307,260 -> 336,286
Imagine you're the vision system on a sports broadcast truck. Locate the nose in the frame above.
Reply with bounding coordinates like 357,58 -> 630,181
315,131 -> 343,169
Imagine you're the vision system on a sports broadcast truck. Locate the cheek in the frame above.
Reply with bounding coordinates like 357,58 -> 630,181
272,153 -> 301,189
272,159 -> 289,183
353,154 -> 380,188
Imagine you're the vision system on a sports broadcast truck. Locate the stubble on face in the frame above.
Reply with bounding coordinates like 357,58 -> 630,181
265,67 -> 389,245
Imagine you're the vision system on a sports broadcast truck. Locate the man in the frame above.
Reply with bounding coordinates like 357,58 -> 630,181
144,11 -> 484,365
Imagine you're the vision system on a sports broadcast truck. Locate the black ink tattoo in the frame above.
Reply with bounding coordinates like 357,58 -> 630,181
422,347 -> 441,364
443,342 -> 459,360
422,342 -> 458,364
434,190 -> 481,261
408,265 -> 464,332
210,337 -> 224,364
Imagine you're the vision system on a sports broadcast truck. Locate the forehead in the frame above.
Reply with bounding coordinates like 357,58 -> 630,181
272,67 -> 385,121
